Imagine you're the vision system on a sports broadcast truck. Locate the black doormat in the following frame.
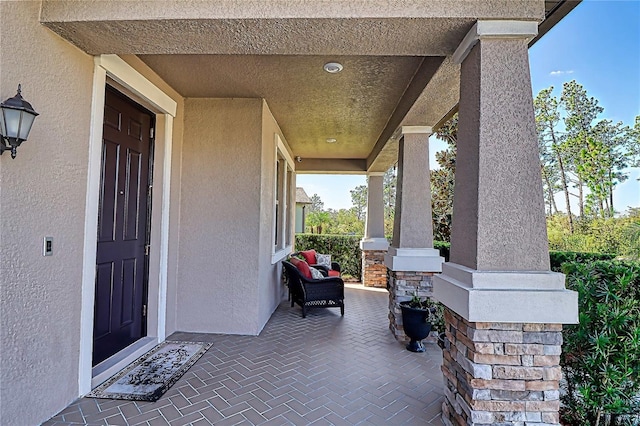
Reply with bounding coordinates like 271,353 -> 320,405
87,341 -> 212,402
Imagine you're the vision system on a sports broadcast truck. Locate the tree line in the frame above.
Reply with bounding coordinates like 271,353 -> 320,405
535,81 -> 639,230
304,168 -> 396,236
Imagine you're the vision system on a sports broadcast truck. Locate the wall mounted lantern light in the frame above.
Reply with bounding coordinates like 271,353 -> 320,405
0,84 -> 39,159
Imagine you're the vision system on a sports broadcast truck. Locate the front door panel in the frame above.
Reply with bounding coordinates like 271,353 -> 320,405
93,86 -> 153,366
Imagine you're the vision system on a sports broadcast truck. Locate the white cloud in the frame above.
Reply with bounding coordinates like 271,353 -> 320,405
549,70 -> 575,76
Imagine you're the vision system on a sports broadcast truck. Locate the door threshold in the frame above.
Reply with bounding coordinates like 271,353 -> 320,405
91,337 -> 158,389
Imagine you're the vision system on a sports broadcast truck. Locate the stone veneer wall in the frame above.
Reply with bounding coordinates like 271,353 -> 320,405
441,308 -> 562,426
388,270 -> 435,341
361,250 -> 388,288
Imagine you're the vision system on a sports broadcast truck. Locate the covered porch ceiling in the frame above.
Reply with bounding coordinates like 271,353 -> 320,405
40,0 -> 579,173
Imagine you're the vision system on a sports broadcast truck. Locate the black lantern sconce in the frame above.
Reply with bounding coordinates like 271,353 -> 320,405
0,84 -> 39,159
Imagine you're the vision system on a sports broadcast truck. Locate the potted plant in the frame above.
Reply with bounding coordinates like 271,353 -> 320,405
399,293 -> 435,352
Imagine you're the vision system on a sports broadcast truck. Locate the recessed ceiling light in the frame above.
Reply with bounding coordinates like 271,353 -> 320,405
323,62 -> 343,73
326,138 -> 337,143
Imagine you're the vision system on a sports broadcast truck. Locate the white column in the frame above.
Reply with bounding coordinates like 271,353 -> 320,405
385,126 -> 443,272
360,173 -> 389,251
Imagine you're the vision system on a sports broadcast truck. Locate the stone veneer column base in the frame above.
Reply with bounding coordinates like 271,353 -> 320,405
388,270 -> 435,342
361,250 -> 388,288
441,308 -> 563,426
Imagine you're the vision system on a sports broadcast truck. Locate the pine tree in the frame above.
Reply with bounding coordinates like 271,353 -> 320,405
535,87 -> 574,229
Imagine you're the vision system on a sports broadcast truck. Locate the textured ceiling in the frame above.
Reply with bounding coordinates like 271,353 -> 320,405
39,0 -> 577,173
41,1 -> 544,57
45,18 -> 475,57
139,55 -> 442,161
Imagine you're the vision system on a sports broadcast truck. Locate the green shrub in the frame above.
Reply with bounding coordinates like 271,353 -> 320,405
549,250 -> 616,272
295,235 -> 452,280
295,234 -> 363,279
560,261 -> 640,426
434,241 -> 451,262
621,222 -> 640,260
426,299 -> 445,334
547,214 -> 640,258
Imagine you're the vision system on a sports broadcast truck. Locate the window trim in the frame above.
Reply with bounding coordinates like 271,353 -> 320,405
272,134 -> 295,264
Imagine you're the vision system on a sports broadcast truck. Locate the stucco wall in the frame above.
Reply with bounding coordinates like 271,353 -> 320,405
391,133 -> 434,249
119,55 -> 185,336
177,98 -> 265,334
258,102 -> 290,328
451,38 -> 550,271
0,2 -> 94,424
450,43 -> 481,268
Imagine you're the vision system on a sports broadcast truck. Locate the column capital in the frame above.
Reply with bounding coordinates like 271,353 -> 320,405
400,125 -> 432,135
453,20 -> 538,64
366,171 -> 385,177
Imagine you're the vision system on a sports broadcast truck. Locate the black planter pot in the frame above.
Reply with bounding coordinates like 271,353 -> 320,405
437,332 -> 447,350
399,301 -> 432,352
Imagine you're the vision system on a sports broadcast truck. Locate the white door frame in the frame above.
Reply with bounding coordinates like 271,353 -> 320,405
78,55 -> 177,394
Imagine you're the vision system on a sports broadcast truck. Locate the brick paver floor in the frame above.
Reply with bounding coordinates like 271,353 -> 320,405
44,284 -> 444,425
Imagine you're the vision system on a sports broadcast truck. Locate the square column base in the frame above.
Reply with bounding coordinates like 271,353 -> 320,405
384,247 -> 444,272
385,247 -> 444,341
361,249 -> 388,288
433,263 -> 578,324
359,237 -> 389,251
388,270 -> 436,342
441,308 -> 563,426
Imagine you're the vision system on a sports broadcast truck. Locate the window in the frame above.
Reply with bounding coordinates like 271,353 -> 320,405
275,154 -> 284,248
273,135 -> 295,262
286,168 -> 294,247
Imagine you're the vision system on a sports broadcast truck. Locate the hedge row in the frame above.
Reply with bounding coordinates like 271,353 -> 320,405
294,234 -> 363,279
294,234 -> 451,279
294,234 -> 617,281
549,250 -> 616,271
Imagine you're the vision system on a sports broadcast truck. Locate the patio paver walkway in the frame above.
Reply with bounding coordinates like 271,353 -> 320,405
44,284 -> 444,425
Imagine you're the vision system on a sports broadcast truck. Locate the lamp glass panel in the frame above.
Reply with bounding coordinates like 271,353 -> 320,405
18,112 -> 36,140
2,108 -> 21,139
0,109 -> 6,137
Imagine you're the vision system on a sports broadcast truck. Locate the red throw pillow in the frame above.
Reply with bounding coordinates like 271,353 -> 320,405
328,270 -> 341,277
289,257 -> 302,268
299,250 -> 317,265
289,257 -> 312,279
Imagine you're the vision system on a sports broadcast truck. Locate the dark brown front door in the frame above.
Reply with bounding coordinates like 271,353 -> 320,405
93,86 -> 154,366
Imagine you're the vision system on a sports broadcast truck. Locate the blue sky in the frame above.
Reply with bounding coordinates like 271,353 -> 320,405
298,0 -> 639,212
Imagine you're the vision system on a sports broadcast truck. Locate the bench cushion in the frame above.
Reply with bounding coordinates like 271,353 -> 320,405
289,257 -> 312,279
